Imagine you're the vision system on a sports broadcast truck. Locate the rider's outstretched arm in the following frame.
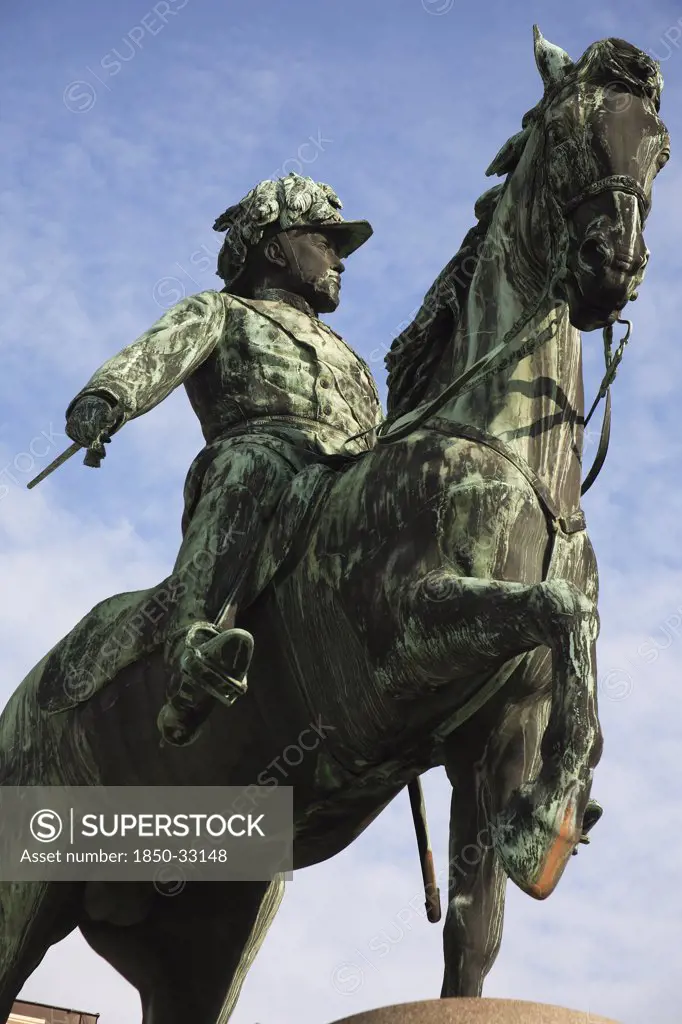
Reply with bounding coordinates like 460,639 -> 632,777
65,290 -> 228,431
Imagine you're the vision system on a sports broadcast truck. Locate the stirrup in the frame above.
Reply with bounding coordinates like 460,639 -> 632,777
179,624 -> 252,706
157,626 -> 253,747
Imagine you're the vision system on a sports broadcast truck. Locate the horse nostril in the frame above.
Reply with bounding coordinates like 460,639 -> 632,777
578,237 -> 611,269
578,238 -> 644,274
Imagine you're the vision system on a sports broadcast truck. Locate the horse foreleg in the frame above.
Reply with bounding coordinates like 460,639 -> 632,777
440,684 -> 548,997
440,739 -> 505,995
441,806 -> 505,999
493,605 -> 602,900
392,570 -> 602,899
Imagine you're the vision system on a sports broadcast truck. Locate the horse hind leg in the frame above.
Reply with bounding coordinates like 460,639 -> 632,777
0,880 -> 81,1019
390,569 -> 602,899
79,876 -> 284,1024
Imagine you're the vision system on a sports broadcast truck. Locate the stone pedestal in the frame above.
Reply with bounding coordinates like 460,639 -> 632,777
329,999 -> 619,1023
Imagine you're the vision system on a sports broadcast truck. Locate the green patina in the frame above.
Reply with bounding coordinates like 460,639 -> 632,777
0,28 -> 669,1024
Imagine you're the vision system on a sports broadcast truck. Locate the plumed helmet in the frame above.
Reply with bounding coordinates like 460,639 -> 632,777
212,172 -> 373,286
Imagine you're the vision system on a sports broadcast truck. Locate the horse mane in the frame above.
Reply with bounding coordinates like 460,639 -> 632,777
384,183 -> 505,416
384,37 -> 663,418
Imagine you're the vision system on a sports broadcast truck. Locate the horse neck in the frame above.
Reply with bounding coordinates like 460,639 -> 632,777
426,189 -> 585,514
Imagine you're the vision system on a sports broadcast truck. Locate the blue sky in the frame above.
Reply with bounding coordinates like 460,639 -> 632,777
2,1 -> 682,1021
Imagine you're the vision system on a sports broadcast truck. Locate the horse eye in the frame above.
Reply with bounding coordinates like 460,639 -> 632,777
658,148 -> 670,168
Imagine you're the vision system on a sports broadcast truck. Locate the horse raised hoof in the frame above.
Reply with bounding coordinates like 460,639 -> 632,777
157,626 -> 253,747
572,797 -> 603,854
491,780 -> 585,900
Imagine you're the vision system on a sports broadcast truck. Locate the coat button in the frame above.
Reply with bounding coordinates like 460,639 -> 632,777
320,378 -> 330,388
323,403 -> 332,415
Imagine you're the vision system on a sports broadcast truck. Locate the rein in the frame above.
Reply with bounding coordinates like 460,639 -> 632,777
345,173 -> 642,495
579,316 -> 631,495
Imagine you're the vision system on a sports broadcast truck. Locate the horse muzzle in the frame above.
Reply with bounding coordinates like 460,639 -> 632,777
561,188 -> 648,332
563,237 -> 647,331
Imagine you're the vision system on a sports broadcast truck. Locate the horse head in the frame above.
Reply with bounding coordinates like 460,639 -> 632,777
387,30 -> 669,440
489,28 -> 669,333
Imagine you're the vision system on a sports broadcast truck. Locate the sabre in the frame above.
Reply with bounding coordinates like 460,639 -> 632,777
407,777 -> 441,924
26,435 -> 108,489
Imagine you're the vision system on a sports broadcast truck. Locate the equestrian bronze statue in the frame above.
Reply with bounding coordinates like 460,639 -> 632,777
0,27 -> 668,1024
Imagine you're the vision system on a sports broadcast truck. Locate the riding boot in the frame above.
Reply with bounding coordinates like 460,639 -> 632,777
156,482 -> 268,747
157,625 -> 253,746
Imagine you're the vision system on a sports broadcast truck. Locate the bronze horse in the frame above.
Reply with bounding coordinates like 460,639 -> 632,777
0,28 -> 668,1023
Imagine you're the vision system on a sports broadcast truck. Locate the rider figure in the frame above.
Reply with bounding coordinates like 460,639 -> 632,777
64,173 -> 383,746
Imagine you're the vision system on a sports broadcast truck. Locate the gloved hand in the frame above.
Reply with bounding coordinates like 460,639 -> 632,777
65,394 -> 120,462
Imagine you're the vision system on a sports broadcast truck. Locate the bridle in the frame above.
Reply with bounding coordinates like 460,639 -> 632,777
555,172 -> 648,492
562,173 -> 651,222
342,169 -> 649,497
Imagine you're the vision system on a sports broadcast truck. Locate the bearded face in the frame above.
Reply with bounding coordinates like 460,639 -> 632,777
263,229 -> 346,313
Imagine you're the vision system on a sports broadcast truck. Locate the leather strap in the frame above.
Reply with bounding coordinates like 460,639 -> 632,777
580,388 -> 612,496
563,174 -> 650,221
426,417 -> 586,535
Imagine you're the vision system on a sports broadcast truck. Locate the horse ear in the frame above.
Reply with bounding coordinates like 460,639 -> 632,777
485,128 -> 531,177
533,24 -> 574,88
